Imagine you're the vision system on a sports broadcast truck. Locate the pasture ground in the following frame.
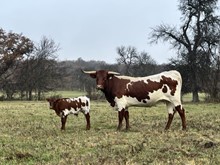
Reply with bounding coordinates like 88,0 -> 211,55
0,96 -> 219,164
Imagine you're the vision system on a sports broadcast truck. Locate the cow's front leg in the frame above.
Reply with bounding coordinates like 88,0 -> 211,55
124,108 -> 130,130
84,113 -> 90,130
61,116 -> 67,130
117,108 -> 125,131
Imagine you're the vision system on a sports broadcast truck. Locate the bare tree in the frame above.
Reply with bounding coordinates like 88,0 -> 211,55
17,36 -> 60,100
201,45 -> 220,100
116,46 -> 138,76
133,52 -> 157,76
116,46 -> 157,76
149,0 -> 220,102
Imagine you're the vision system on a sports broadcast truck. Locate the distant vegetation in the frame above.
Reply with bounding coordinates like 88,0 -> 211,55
1,0 -> 220,102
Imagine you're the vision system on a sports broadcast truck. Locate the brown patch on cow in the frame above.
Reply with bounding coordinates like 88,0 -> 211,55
162,85 -> 168,93
125,80 -> 159,102
161,76 -> 178,96
86,100 -> 89,106
102,76 -> 130,107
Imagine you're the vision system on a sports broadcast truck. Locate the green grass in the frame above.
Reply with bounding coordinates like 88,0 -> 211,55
46,90 -> 86,98
0,100 -> 219,164
182,93 -> 206,102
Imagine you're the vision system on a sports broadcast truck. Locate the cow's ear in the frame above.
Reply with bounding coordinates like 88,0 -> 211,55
89,73 -> 96,78
107,71 -> 120,78
107,74 -> 114,79
46,98 -> 50,102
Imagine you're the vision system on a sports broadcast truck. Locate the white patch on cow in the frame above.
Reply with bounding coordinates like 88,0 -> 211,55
114,97 -> 126,111
62,109 -> 70,116
114,96 -> 148,111
65,99 -> 71,103
166,102 -> 174,114
74,96 -> 90,114
62,108 -> 81,117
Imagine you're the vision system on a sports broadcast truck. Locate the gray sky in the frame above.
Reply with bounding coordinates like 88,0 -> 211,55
1,0 -> 181,64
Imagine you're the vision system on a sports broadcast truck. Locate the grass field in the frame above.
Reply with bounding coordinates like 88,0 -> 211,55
0,98 -> 220,164
46,90 -> 86,98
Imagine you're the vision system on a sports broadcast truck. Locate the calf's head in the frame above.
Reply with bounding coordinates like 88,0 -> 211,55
46,98 -> 57,109
82,70 -> 120,90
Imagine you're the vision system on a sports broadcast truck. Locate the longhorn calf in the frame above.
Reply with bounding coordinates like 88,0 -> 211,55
83,70 -> 186,131
46,96 -> 90,130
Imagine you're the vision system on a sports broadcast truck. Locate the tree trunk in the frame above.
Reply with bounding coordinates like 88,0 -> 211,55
28,90 -> 32,100
38,90 -> 41,100
191,68 -> 200,102
192,90 -> 199,102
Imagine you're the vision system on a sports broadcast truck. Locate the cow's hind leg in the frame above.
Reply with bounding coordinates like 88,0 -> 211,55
165,112 -> 176,130
175,105 -> 186,130
117,108 -> 125,131
165,103 -> 176,130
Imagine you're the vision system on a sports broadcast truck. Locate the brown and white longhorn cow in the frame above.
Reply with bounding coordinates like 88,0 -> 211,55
83,70 -> 186,130
46,96 -> 90,130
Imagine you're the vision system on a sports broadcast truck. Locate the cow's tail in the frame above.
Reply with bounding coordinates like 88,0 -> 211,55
175,70 -> 183,103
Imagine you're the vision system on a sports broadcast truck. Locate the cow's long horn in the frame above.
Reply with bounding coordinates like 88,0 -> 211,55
82,70 -> 96,74
108,71 -> 120,75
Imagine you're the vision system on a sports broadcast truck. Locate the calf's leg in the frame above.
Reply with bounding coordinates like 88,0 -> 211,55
61,116 -> 67,130
84,113 -> 90,130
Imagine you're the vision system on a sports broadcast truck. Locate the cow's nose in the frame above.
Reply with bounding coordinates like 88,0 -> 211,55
97,85 -> 103,90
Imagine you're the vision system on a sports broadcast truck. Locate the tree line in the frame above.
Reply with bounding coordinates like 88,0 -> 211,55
1,0 -> 220,102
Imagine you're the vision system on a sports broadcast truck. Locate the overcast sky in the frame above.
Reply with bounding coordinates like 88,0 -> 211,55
1,0 -> 181,64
